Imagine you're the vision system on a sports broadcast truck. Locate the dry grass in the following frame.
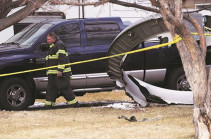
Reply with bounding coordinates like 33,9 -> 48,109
0,91 -> 195,139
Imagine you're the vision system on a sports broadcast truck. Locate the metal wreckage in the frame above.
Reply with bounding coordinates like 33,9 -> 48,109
106,13 -> 209,107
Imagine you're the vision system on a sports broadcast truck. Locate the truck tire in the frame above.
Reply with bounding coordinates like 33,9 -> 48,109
0,77 -> 34,110
167,68 -> 191,91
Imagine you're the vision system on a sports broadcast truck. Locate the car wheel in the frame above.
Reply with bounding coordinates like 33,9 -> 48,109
167,68 -> 191,91
0,77 -> 34,110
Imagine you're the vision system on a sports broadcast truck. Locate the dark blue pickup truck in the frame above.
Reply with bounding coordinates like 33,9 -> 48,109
0,17 -> 134,110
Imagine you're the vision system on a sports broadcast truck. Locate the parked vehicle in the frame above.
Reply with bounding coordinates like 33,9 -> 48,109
0,17 -> 154,110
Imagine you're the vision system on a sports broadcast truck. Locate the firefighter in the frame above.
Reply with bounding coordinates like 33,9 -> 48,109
44,32 -> 79,108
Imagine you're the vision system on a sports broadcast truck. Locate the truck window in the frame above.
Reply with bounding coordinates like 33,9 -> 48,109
6,23 -> 53,47
205,16 -> 211,28
84,21 -> 121,46
54,23 -> 80,47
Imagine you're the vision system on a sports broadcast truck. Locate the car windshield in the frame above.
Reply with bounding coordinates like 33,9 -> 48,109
6,23 -> 53,47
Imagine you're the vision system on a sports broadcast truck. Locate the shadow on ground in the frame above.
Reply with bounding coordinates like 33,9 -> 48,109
27,100 -> 136,111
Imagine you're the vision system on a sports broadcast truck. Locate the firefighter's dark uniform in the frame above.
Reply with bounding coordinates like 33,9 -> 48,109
45,39 -> 77,106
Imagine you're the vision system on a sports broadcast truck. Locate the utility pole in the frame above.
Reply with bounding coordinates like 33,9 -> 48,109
78,0 -> 85,19
82,0 -> 85,18
78,0 -> 80,19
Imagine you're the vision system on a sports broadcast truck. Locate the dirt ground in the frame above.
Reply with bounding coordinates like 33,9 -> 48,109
0,91 -> 195,139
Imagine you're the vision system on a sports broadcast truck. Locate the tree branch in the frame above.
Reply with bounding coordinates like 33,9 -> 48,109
0,0 -> 12,19
109,0 -> 159,13
157,0 -> 206,57
150,0 -> 159,7
175,0 -> 182,19
50,0 -> 160,14
0,0 -> 47,31
184,14 -> 207,56
0,0 -> 28,19
9,0 -> 28,8
49,0 -> 110,6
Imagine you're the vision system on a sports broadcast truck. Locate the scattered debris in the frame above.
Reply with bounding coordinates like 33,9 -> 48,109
118,115 -> 163,122
28,101 -> 135,111
118,115 -> 138,122
102,102 -> 144,110
117,71 -> 193,107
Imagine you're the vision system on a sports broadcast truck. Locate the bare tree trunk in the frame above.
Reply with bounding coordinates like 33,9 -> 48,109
0,0 -> 47,31
0,0 -> 12,19
157,0 -> 211,138
0,0 -> 28,19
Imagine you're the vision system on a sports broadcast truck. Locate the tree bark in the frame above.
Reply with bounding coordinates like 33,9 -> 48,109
0,0 -> 28,19
0,0 -> 47,31
157,0 -> 210,138
0,0 -> 13,19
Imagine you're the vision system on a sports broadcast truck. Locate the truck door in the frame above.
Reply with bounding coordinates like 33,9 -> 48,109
143,35 -> 170,83
33,21 -> 86,89
53,22 -> 86,88
82,20 -> 121,87
206,45 -> 211,66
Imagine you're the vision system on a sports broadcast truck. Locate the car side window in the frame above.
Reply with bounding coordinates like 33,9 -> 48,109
84,21 -> 121,46
54,23 -> 81,47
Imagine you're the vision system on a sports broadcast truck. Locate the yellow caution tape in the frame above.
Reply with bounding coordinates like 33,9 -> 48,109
0,32 -> 210,77
191,32 -> 211,36
0,35 -> 182,77
0,31 -> 210,77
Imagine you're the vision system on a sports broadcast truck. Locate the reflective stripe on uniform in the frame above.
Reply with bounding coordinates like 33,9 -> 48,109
63,67 -> 71,72
47,67 -> 72,75
58,65 -> 65,69
45,49 -> 68,60
45,55 -> 58,60
47,70 -> 57,75
49,43 -> 54,49
56,49 -> 68,56
67,98 -> 78,105
45,101 -> 55,106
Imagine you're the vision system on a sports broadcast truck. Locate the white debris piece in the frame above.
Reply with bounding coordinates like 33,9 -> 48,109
121,70 -> 193,105
134,77 -> 193,104
117,71 -> 148,107
102,102 -> 140,110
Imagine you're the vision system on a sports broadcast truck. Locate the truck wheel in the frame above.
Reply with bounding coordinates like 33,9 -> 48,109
167,68 -> 191,91
0,77 -> 34,110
